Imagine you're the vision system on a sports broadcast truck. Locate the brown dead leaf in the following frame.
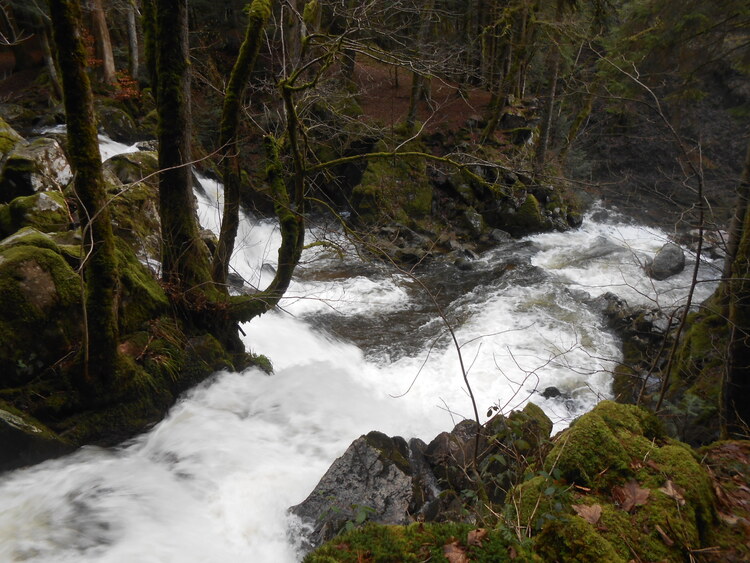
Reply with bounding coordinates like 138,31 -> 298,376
658,480 -> 685,506
646,459 -> 661,471
612,481 -> 651,512
509,546 -> 518,559
572,503 -> 603,525
655,524 -> 674,546
443,541 -> 469,563
467,528 -> 488,547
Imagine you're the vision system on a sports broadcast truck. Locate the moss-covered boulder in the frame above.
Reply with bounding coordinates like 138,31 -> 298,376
0,241 -> 82,387
105,152 -> 161,260
351,140 -> 433,226
0,116 -> 24,158
96,103 -> 140,143
0,137 -> 72,203
508,401 -> 721,562
0,191 -> 70,237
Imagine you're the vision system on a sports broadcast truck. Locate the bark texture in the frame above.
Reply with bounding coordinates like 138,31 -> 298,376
48,0 -> 119,390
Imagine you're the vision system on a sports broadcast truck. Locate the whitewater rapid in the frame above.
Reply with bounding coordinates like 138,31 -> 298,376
0,141 -> 722,562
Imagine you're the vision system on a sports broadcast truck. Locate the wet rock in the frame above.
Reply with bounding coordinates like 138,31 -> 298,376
289,431 -> 419,550
0,191 -> 70,238
0,406 -> 72,472
542,386 -> 562,399
489,228 -> 511,243
0,138 -> 72,203
425,419 -> 484,493
646,243 -> 685,280
96,104 -> 140,143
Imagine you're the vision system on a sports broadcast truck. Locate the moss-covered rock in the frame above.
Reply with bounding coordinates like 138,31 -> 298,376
96,102 -> 140,143
352,140 -> 432,226
0,116 -> 24,158
0,241 -> 82,388
105,153 -> 161,260
0,191 -> 70,237
504,400 -> 724,562
0,137 -> 72,203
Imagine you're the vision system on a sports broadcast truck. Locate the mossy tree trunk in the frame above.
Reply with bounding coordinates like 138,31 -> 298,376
48,0 -> 119,391
154,0 -> 213,297
724,140 -> 750,436
212,0 -> 272,287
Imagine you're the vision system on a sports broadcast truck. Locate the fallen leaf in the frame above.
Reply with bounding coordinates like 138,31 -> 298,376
572,503 -> 603,525
655,524 -> 674,546
467,528 -> 488,547
612,481 -> 650,512
443,541 -> 469,563
509,546 -> 518,559
658,480 -> 685,506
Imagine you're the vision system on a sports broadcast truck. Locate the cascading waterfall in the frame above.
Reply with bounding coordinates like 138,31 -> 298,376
0,137 -> 721,562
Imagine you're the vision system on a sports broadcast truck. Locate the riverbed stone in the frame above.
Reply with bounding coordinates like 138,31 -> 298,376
646,243 -> 685,280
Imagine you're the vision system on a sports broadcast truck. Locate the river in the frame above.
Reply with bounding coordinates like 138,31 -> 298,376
0,137 -> 721,562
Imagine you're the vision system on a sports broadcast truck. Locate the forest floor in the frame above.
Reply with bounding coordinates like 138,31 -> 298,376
353,58 -> 492,136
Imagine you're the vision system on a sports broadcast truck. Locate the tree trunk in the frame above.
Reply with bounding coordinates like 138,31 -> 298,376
155,0 -> 211,295
89,0 -> 117,85
48,0 -> 119,392
533,47 -> 560,173
212,0 -> 272,286
724,140 -> 750,436
142,0 -> 157,94
40,23 -> 63,99
126,0 -> 139,80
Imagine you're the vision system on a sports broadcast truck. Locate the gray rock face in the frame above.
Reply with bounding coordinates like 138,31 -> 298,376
289,431 -> 418,550
647,243 -> 685,280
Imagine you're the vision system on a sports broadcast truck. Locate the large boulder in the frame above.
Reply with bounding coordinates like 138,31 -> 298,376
646,242 -> 685,280
0,240 -> 82,387
0,137 -> 72,203
96,103 -> 140,143
290,431 -> 428,550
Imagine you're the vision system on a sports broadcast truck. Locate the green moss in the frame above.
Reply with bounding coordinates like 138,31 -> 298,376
534,515 -> 626,563
0,117 -> 23,156
352,140 -> 433,226
115,240 -> 169,334
0,192 -> 70,237
545,411 -> 631,488
306,522 -> 540,562
503,193 -> 543,236
0,243 -> 82,387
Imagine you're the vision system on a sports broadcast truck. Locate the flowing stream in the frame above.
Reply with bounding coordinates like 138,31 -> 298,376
0,138 -> 721,562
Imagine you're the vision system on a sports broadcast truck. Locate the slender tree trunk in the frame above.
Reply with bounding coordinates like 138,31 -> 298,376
40,23 -> 63,99
155,0 -> 211,295
212,0 -> 272,286
406,0 -> 435,133
142,0 -> 157,94
48,0 -> 119,392
126,0 -> 139,80
89,0 -> 117,85
533,47 -> 560,173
